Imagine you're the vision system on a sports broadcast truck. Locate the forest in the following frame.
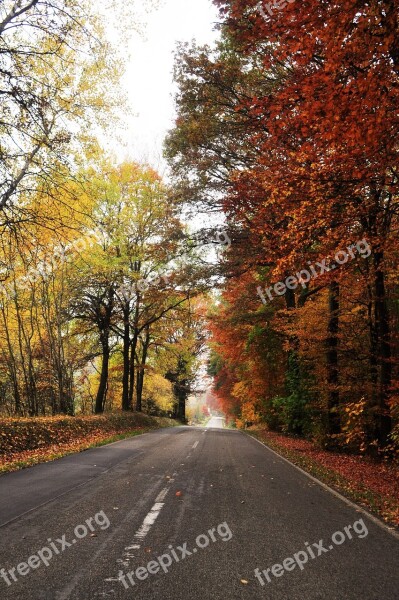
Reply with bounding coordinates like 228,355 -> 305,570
1,0 -> 399,461
0,0 -> 209,424
166,0 -> 399,456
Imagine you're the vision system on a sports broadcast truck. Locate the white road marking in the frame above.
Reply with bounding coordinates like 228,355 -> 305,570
156,487 -> 169,502
249,434 -> 399,540
192,441 -> 199,449
111,486 -> 171,577
105,570 -> 127,584
135,502 -> 165,540
60,466 -> 176,598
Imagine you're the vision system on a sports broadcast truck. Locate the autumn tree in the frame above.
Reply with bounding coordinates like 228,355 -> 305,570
167,0 -> 399,452
163,299 -> 207,421
0,0 -> 124,231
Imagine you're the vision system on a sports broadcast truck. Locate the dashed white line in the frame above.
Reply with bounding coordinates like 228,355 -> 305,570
135,502 -> 165,540
103,474 -> 182,591
156,487 -> 170,502
192,441 -> 199,449
115,486 -> 171,572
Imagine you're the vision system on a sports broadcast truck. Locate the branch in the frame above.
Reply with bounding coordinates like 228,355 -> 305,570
0,0 -> 40,36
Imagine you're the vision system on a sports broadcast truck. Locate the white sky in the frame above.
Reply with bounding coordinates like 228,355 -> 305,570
115,0 -> 220,173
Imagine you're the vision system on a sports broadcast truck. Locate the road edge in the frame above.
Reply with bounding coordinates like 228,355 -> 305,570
245,431 -> 399,541
0,427 -> 185,529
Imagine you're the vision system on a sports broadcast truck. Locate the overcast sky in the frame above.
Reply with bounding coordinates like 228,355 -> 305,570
113,0 -> 220,173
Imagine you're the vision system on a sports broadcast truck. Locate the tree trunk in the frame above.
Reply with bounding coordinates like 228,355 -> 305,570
176,383 -> 187,422
128,301 -> 140,408
95,334 -> 110,414
121,305 -> 131,411
1,305 -> 22,415
326,281 -> 340,435
136,327 -> 150,412
373,255 -> 392,446
128,328 -> 139,408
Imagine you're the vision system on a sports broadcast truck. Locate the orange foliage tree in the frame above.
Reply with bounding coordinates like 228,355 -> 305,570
168,0 -> 399,452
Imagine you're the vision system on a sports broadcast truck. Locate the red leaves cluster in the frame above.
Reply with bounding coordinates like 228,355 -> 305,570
214,0 -> 399,278
205,0 -> 399,448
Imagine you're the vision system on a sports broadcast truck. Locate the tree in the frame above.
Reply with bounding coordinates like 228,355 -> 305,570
69,161 -> 197,414
167,0 -> 399,452
0,0 -> 124,230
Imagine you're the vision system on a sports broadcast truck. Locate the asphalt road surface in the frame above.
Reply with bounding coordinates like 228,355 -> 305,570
0,426 -> 398,600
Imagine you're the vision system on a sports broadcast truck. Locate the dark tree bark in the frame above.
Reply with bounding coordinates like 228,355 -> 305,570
128,328 -> 139,409
95,332 -> 110,415
121,304 -> 131,411
135,326 -> 150,413
373,253 -> 392,446
326,281 -> 340,435
176,383 -> 187,422
94,287 -> 115,414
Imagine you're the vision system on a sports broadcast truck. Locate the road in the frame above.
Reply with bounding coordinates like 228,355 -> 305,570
0,426 -> 398,600
206,415 -> 225,428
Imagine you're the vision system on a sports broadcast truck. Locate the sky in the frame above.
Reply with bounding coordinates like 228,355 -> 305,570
115,0 -> 220,173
